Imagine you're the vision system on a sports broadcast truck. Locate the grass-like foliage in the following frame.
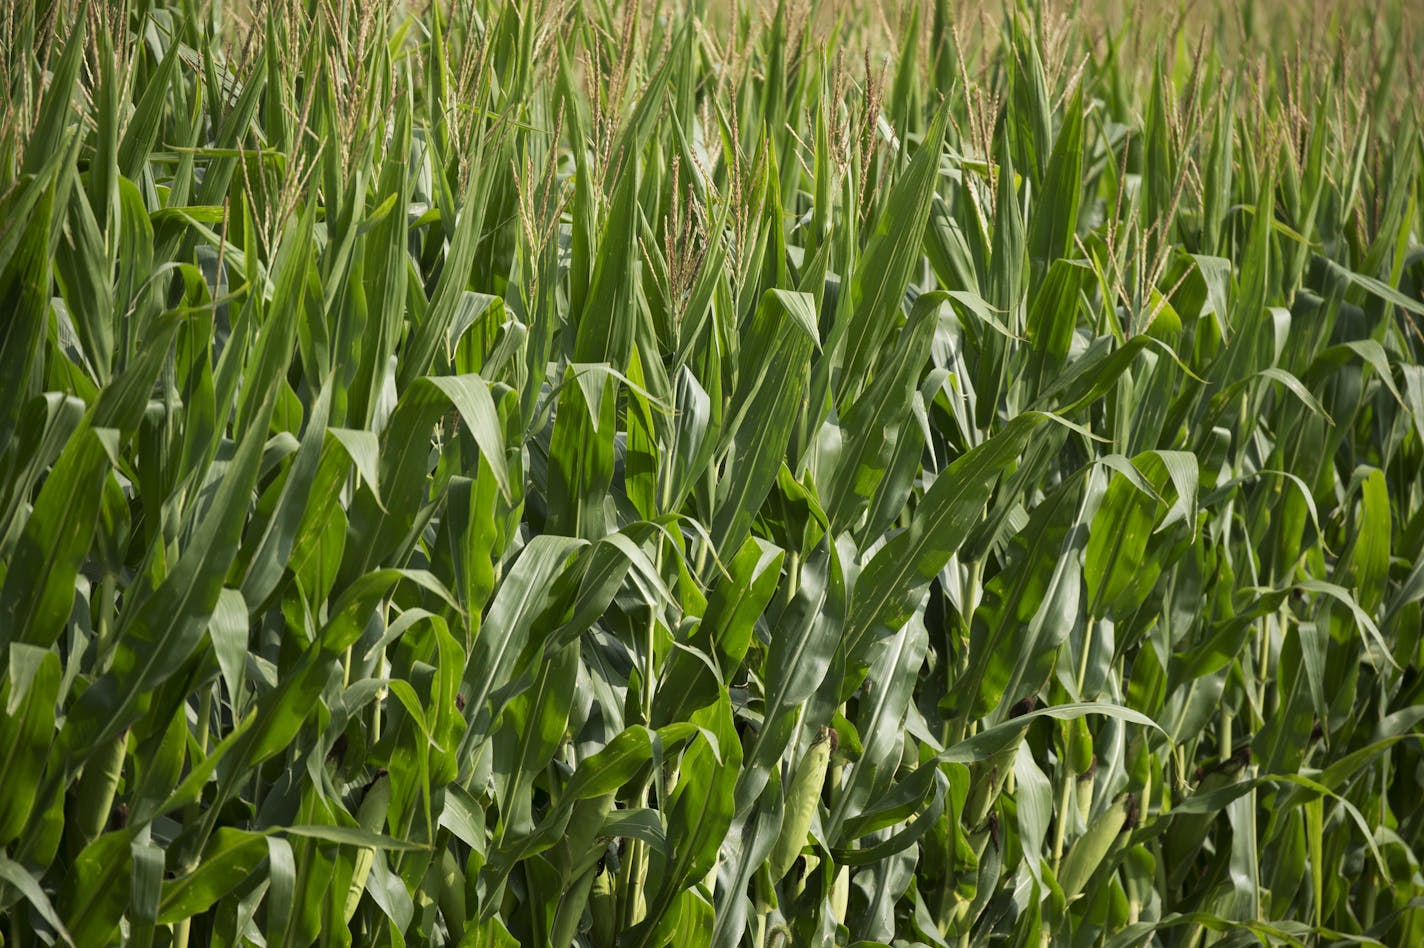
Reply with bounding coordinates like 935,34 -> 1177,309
2,0 -> 1423,945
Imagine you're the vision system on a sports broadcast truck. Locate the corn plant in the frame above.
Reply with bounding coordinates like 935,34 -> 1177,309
1,0 -> 1423,946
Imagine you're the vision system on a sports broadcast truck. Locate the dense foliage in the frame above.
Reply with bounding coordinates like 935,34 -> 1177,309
2,1 -> 1423,945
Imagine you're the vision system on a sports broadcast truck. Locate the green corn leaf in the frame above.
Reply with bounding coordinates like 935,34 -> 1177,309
0,646 -> 61,844
844,411 -> 1052,661
831,100 -> 950,412
711,289 -> 818,554
0,426 -> 117,655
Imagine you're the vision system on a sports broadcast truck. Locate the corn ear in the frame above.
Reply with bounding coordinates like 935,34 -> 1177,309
768,727 -> 833,881
73,732 -> 126,846
1058,793 -> 1131,902
1075,766 -> 1096,826
589,862 -> 617,948
1067,718 -> 1094,775
830,864 -> 850,924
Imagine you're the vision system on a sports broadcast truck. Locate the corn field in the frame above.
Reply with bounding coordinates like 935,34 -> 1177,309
2,0 -> 1423,945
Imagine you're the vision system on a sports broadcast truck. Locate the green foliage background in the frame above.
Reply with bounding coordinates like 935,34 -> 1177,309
2,0 -> 1423,945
